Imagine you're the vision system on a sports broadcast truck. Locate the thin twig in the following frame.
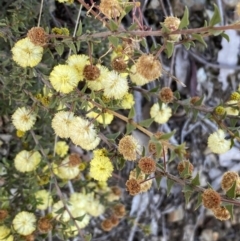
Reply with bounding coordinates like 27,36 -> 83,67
37,0 -> 44,27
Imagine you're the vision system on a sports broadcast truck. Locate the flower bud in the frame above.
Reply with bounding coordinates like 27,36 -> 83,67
230,92 -> 240,101
202,189 -> 221,209
214,106 -> 226,116
138,157 -> 156,174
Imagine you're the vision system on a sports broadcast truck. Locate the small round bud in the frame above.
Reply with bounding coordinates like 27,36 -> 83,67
111,186 -> 122,197
111,56 -> 127,72
27,27 -> 47,46
109,215 -> 119,227
159,87 -> 174,103
136,54 -> 162,81
126,178 -> 141,196
113,204 -> 126,218
214,106 -> 226,116
101,219 -> 113,231
83,65 -> 100,81
177,160 -> 194,176
202,189 -> 221,209
138,157 -> 156,174
37,217 -> 53,233
221,171 -> 239,192
230,92 -> 240,101
163,16 -> 181,42
212,206 -> 230,221
16,130 -> 25,137
190,96 -> 200,105
0,210 -> 8,221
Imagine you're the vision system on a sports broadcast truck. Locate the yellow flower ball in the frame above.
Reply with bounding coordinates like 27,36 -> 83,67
51,111 -> 75,138
12,211 -> 36,236
129,65 -> 149,86
49,65 -> 79,94
121,93 -> 135,109
150,103 -> 172,124
0,226 -> 13,241
14,150 -> 41,173
66,54 -> 90,81
55,141 -> 69,157
34,190 -> 53,210
12,107 -> 37,132
52,200 -> 74,222
11,37 -> 43,67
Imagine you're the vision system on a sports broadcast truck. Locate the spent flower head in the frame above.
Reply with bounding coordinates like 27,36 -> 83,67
138,157 -> 156,174
202,189 -> 221,209
99,0 -> 123,19
27,27 -> 47,46
212,206 -> 230,221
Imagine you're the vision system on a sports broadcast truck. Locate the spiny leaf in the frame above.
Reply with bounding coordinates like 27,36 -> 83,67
105,132 -> 120,140
76,21 -> 82,36
116,157 -> 126,170
138,118 -> 154,128
155,175 -> 162,190
226,180 -> 236,199
225,204 -> 234,220
109,20 -> 119,31
159,130 -> 176,140
184,191 -> 193,205
194,193 -> 202,210
108,36 -> 119,48
221,32 -> 230,42
165,41 -> 174,58
191,173 -> 200,186
179,6 -> 189,29
55,44 -> 64,56
209,4 -> 221,26
126,123 -> 136,135
167,178 -> 174,196
128,22 -> 138,31
192,33 -> 207,48
183,42 -> 191,50
128,106 -> 135,119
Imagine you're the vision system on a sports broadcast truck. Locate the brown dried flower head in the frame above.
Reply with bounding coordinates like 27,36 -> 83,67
99,0 -> 123,19
221,171 -> 240,195
126,178 -> 141,196
113,204 -> 126,218
111,56 -> 127,72
101,219 -> 113,231
177,160 -> 194,176
109,215 -> 119,227
38,216 -> 53,233
118,135 -> 140,161
23,234 -> 35,241
202,189 -> 221,209
159,87 -> 174,103
0,209 -> 8,221
27,27 -> 47,46
69,153 -> 81,167
212,206 -> 230,221
138,157 -> 156,174
129,168 -> 152,193
111,186 -> 122,197
83,64 -> 100,81
163,16 -> 181,42
136,54 -> 162,81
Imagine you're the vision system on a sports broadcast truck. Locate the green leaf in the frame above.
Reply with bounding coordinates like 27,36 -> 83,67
65,42 -> 77,54
109,20 -> 119,31
192,33 -> 207,48
128,106 -> 135,119
155,175 -> 162,190
226,180 -> 236,199
160,22 -> 171,34
116,157 -> 126,170
140,38 -> 147,48
172,103 -> 180,113
165,41 -> 174,58
149,86 -> 159,93
76,21 -> 82,36
128,22 -> 138,31
192,109 -> 199,121
126,123 -> 136,135
136,165 -> 141,178
141,146 -> 145,157
209,4 -> 221,26
209,29 -> 223,36
191,173 -> 200,186
74,214 -> 86,222
194,193 -> 202,210
108,36 -> 119,48
221,32 -> 230,42
84,233 -> 92,241
179,6 -> 189,29
225,204 -> 234,220
184,191 -> 193,205
55,44 -> 64,56
159,130 -> 176,140
167,178 -> 174,196
138,118 -> 154,128
105,132 -> 121,140
155,142 -> 162,158
76,41 -> 81,52
207,182 -> 213,189
124,4 -> 134,15
157,163 -> 164,171
183,42 -> 191,50
168,150 -> 176,163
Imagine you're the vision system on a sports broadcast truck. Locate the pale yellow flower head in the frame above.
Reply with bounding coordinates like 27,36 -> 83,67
87,65 -> 110,91
129,65 -> 149,86
225,100 -> 239,116
11,37 -> 43,67
84,193 -> 105,217
14,150 -> 41,173
12,107 -> 37,132
99,0 -> 123,19
208,129 -> 231,154
49,65 -> 79,94
55,141 -> 69,157
121,93 -> 135,109
51,111 -> 75,138
52,200 -> 74,222
90,155 -> 114,182
103,71 -> 129,99
70,193 -> 89,210
34,190 -> 53,210
12,211 -> 36,236
66,54 -> 90,81
150,103 -> 172,124
0,226 -> 13,241
69,116 -> 100,150
56,156 -> 80,180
